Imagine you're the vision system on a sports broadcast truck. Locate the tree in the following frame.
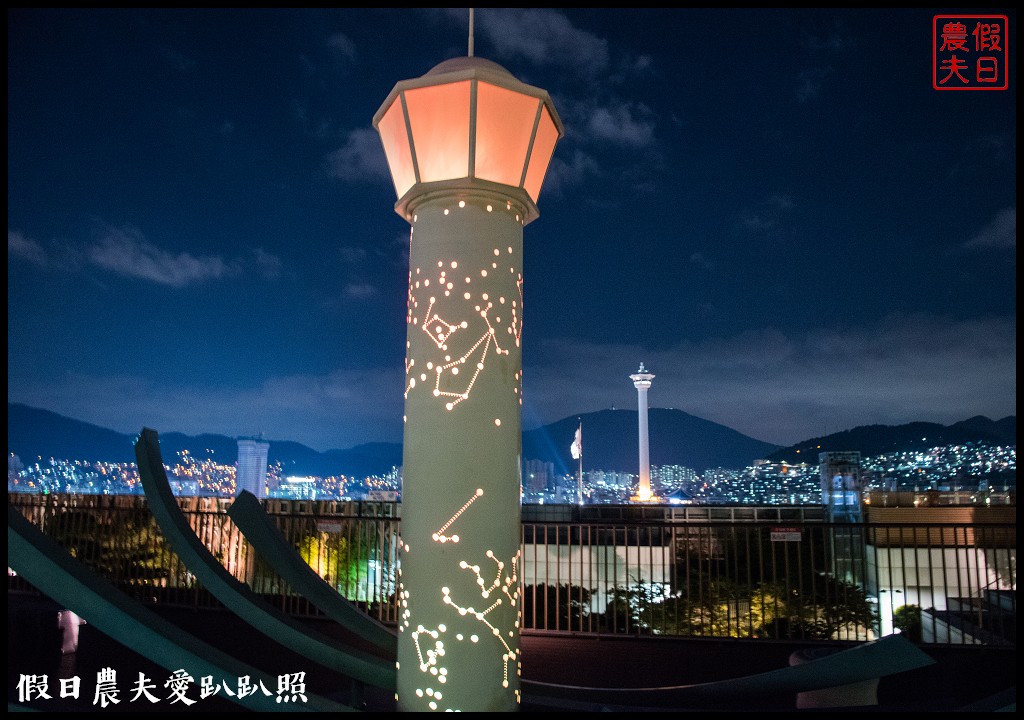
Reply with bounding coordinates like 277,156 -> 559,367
665,524 -> 877,640
47,508 -> 175,588
893,604 -> 923,642
521,584 -> 592,632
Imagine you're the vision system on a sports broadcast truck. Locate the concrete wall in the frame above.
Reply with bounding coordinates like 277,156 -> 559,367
866,544 -> 1016,637
522,542 -> 673,612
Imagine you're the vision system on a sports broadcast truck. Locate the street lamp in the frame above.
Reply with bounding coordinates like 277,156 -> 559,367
375,53 -> 562,712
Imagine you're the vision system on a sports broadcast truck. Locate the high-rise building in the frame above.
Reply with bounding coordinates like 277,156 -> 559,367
820,451 -> 863,523
523,458 -> 555,493
236,438 -> 270,498
820,451 -> 864,585
651,464 -> 699,495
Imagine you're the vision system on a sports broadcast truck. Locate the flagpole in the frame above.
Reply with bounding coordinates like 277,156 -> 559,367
577,419 -> 583,505
570,420 -> 583,505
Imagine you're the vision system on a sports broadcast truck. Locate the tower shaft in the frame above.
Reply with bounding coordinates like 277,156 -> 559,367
629,364 -> 655,502
636,386 -> 651,501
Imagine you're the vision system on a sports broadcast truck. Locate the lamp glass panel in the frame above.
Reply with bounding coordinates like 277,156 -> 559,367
405,81 -> 471,183
378,99 -> 416,198
523,106 -> 559,202
474,82 -> 539,187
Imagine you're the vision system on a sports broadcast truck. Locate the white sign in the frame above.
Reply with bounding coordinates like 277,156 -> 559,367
367,490 -> 399,502
770,527 -> 802,542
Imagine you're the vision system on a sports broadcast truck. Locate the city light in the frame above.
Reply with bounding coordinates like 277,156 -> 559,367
8,441 -> 1015,504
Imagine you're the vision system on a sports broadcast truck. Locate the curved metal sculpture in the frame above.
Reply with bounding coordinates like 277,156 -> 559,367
227,490 -> 397,652
7,505 -> 351,712
135,428 -> 395,691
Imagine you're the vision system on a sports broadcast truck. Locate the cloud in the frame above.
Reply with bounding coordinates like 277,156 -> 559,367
689,252 -> 714,270
376,233 -> 410,266
339,246 -> 368,263
523,314 -> 1016,447
964,133 -> 1014,165
325,128 -> 390,182
965,207 -> 1015,249
738,194 -> 795,232
796,66 -> 833,103
156,47 -> 196,73
9,367 -> 405,452
344,282 -> 376,299
327,32 -> 356,62
803,28 -> 853,53
740,213 -> 776,231
11,314 -> 1013,454
291,100 -> 333,140
82,225 -> 282,287
542,150 -> 600,195
252,248 -> 282,280
618,53 -> 653,77
8,231 -> 47,265
472,8 -> 609,77
585,101 -> 656,147
86,226 -> 231,287
796,21 -> 853,101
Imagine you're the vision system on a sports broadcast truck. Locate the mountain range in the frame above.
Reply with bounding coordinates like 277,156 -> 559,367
7,403 -> 403,478
523,408 -> 778,473
7,402 -> 1015,477
766,415 -> 1016,464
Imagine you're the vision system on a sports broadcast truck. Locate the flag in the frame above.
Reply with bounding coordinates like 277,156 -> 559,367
570,424 -> 582,460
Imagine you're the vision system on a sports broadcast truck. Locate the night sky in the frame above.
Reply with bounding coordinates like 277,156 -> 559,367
8,9 -> 1016,451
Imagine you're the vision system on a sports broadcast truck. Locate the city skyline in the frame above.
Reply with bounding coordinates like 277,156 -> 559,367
8,9 -> 1016,451
10,437 -> 1014,505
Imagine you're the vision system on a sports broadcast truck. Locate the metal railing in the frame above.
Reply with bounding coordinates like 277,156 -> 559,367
8,494 -> 1015,646
8,494 -> 401,625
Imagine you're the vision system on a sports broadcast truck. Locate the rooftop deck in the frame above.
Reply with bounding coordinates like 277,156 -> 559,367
8,491 -> 1017,711
9,593 -> 1015,712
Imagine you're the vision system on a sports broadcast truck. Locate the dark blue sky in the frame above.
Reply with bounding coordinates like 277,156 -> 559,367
8,9 -> 1016,450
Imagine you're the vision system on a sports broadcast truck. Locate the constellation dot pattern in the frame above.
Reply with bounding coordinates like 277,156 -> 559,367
404,202 -> 524,418
398,490 -> 522,710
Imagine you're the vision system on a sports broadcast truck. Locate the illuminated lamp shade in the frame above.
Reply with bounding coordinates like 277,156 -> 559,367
373,56 -> 564,222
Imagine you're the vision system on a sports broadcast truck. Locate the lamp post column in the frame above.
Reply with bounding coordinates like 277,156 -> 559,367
398,192 -> 526,711
374,55 -> 562,712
